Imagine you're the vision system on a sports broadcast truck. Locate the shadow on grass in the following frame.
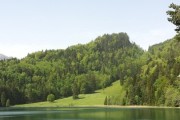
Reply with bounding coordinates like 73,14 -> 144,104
76,96 -> 85,99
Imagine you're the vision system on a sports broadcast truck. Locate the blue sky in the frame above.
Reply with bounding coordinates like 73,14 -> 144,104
0,0 -> 180,58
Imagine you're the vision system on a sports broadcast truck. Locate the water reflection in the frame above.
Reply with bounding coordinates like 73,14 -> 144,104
0,107 -> 179,120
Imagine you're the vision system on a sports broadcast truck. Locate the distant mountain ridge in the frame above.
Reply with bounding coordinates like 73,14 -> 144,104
0,54 -> 10,60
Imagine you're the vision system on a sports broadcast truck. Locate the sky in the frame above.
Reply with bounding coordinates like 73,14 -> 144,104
0,0 -> 180,59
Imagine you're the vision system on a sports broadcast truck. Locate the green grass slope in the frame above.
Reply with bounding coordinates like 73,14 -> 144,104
15,81 -> 125,107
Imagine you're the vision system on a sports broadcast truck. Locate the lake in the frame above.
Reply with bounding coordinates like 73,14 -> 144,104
0,107 -> 179,120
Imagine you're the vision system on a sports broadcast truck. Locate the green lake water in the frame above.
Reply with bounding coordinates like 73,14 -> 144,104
0,107 -> 179,120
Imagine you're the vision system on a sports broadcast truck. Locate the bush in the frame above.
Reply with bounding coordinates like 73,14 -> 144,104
47,94 -> 55,102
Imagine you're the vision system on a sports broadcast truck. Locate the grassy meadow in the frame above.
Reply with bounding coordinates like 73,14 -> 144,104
15,81 -> 125,107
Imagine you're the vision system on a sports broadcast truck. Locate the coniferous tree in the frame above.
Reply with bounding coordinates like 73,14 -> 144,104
1,92 -> 6,107
6,99 -> 10,107
72,82 -> 79,100
104,96 -> 108,105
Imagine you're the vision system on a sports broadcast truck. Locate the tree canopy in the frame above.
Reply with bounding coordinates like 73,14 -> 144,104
167,3 -> 180,33
167,3 -> 180,41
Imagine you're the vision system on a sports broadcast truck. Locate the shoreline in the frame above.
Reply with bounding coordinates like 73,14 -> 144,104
12,105 -> 180,109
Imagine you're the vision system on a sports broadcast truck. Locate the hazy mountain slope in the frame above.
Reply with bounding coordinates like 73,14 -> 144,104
0,54 -> 9,60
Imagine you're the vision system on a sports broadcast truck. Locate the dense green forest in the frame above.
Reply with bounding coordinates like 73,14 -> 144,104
0,33 -> 144,106
0,3 -> 180,107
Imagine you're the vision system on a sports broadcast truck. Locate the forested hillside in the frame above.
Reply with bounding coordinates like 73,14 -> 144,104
122,37 -> 180,107
0,32 -> 179,107
0,33 -> 145,106
147,38 -> 180,106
